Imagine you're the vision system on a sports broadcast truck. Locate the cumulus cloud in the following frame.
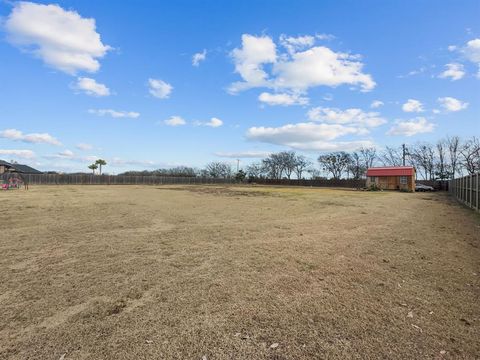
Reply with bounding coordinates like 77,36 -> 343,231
4,2 -> 110,74
258,92 -> 309,106
229,34 -> 375,95
148,78 -> 173,99
214,151 -> 271,158
370,100 -> 384,108
88,109 -> 140,118
192,49 -> 207,66
463,38 -> 480,64
203,117 -> 223,128
163,116 -> 186,126
74,77 -> 110,96
76,143 -> 93,151
279,34 -> 315,54
0,128 -> 61,146
0,149 -> 36,159
438,63 -> 465,81
387,117 -> 435,136
437,97 -> 468,112
307,107 -> 387,127
402,99 -> 424,113
246,122 -> 373,151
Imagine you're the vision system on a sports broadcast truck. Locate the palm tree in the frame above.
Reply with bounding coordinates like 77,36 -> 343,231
88,163 -> 98,175
95,159 -> 107,175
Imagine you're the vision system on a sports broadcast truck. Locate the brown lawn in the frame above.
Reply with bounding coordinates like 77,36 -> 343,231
0,185 -> 479,359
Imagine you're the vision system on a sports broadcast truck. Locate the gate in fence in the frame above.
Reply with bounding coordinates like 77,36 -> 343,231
449,173 -> 479,212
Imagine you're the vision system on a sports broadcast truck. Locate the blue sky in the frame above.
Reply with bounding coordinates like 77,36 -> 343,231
0,0 -> 479,173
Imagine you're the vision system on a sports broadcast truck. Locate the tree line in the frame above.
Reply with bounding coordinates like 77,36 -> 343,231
95,136 -> 480,181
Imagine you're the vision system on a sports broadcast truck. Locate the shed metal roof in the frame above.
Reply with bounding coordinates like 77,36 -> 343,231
366,166 -> 415,177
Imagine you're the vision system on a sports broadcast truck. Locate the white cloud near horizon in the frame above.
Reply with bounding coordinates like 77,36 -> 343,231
246,122 -> 373,151
74,77 -> 110,96
0,149 -> 36,159
88,109 -> 140,118
439,63 -> 465,81
258,92 -> 309,106
437,97 -> 468,112
148,78 -> 173,99
387,117 -> 435,136
229,33 -> 376,96
402,99 -> 424,113
4,2 -> 111,75
214,151 -> 271,158
0,128 -> 61,146
192,49 -> 207,66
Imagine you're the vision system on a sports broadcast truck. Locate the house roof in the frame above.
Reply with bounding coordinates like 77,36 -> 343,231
0,160 -> 42,174
11,164 -> 43,174
366,166 -> 415,177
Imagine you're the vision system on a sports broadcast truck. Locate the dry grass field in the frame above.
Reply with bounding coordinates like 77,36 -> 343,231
0,185 -> 479,360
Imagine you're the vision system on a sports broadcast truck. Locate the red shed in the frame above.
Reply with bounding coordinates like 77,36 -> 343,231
366,166 -> 416,191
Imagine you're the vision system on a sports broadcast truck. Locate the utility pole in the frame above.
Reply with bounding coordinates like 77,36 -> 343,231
402,144 -> 407,166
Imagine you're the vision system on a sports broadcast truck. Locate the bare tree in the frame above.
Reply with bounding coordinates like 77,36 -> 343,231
380,146 -> 403,166
293,154 -> 312,179
435,139 -> 451,180
460,137 -> 480,175
447,136 -> 461,178
317,152 -> 351,179
205,162 -> 232,178
359,147 -> 377,170
278,151 -> 297,179
245,162 -> 264,179
411,143 -> 435,180
347,152 -> 365,179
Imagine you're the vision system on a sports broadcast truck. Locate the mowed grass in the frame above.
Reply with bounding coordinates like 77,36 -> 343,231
0,185 -> 479,359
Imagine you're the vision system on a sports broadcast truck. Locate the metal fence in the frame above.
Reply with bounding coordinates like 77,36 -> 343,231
449,173 -> 479,212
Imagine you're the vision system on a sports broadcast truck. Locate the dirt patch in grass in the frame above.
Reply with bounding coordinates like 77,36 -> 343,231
0,185 -> 479,359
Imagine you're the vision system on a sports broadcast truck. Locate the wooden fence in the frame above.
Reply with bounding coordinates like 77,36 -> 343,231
21,174 -> 235,185
449,173 -> 479,212
20,174 -> 368,188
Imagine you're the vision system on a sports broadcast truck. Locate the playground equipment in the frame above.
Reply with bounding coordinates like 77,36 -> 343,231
0,172 -> 27,190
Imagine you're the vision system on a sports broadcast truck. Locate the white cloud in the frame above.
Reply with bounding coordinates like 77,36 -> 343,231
110,158 -> 156,167
246,122 -> 372,151
0,149 -> 36,159
163,116 -> 186,126
204,117 -> 223,128
307,107 -> 387,127
214,151 -> 271,158
463,38 -> 480,64
316,33 -> 335,41
402,99 -> 424,113
370,100 -> 384,109
0,128 -> 61,146
148,78 -> 173,99
258,92 -> 308,106
74,77 -> 110,96
229,34 -> 375,95
230,34 -> 277,92
387,117 -> 435,137
439,63 -> 465,81
437,97 -> 468,112
88,109 -> 140,118
5,2 -> 110,74
192,49 -> 207,66
76,143 -> 93,151
279,34 -> 315,54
